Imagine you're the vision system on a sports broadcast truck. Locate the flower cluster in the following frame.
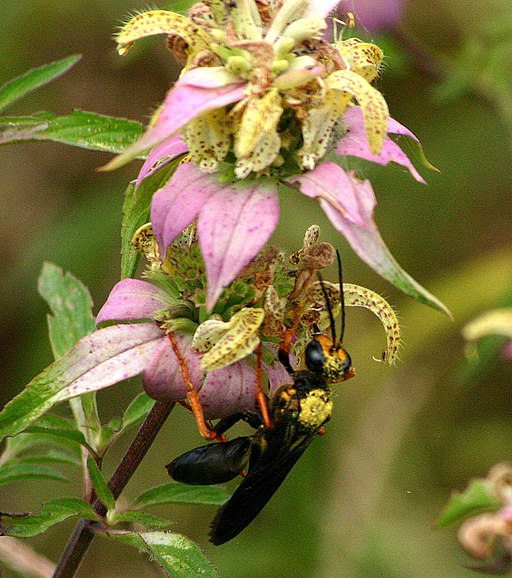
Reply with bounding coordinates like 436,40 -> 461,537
104,0 -> 446,315
97,225 -> 400,419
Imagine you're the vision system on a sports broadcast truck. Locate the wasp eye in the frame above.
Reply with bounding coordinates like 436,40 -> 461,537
305,338 -> 326,374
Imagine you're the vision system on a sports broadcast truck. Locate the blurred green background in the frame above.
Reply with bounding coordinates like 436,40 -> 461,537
0,0 -> 511,576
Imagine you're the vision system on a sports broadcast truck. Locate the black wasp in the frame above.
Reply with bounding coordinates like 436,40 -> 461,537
166,252 -> 355,545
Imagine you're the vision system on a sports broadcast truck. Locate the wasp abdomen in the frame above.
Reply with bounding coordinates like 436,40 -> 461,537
167,436 -> 254,485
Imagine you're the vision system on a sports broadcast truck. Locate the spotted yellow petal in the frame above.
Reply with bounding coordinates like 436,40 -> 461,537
343,283 -> 401,366
115,10 -> 213,56
304,281 -> 401,366
197,308 -> 265,371
192,316 -> 227,352
298,92 -> 342,169
337,39 -> 383,82
183,108 -> 232,173
234,89 -> 283,158
327,70 -> 389,154
131,223 -> 160,266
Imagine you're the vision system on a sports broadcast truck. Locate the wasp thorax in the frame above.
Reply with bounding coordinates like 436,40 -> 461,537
298,389 -> 333,428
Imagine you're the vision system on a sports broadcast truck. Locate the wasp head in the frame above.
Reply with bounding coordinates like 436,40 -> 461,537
305,332 -> 354,382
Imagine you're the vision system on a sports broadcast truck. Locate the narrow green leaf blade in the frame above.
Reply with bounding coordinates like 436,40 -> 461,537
0,110 -> 143,153
2,421 -> 82,459
0,463 -> 68,487
122,393 -> 155,431
38,262 -> 96,358
0,498 -> 97,538
23,426 -> 92,453
438,479 -> 503,528
101,531 -> 219,578
134,483 -> 229,509
20,450 -> 82,467
121,161 -> 179,279
87,458 -> 115,511
0,55 -> 81,113
114,510 -> 176,530
0,116 -> 49,143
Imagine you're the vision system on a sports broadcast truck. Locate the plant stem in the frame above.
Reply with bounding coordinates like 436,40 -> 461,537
52,400 -> 176,578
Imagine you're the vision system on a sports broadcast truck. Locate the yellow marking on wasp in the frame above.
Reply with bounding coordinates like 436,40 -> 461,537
299,390 -> 332,428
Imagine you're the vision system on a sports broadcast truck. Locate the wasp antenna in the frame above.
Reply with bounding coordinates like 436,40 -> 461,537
336,250 -> 346,343
317,272 -> 337,345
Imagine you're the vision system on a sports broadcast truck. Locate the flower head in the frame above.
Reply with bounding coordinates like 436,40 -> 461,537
104,1 -> 448,315
93,226 -> 400,420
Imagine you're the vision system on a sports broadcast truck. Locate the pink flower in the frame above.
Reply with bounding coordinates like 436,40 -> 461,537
103,3 -> 448,315
146,105 -> 446,313
96,279 -> 289,418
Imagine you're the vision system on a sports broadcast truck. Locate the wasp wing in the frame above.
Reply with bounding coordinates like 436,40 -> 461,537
209,423 -> 320,545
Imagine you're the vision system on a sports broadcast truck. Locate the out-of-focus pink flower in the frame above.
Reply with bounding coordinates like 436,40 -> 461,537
338,0 -> 406,33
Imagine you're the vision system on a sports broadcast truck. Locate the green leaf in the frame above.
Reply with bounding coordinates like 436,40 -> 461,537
0,323 -> 162,440
114,510 -> 176,530
1,423 -> 82,461
101,531 -> 219,578
398,133 -> 439,174
0,55 -> 81,113
0,463 -> 68,487
87,457 -> 115,512
0,116 -> 49,142
23,425 -> 93,453
0,498 -> 97,538
121,161 -> 180,279
18,450 -> 82,467
0,110 -> 142,153
134,482 -> 230,509
24,414 -> 91,450
122,393 -> 155,431
38,262 -> 96,358
38,263 -> 102,444
438,479 -> 503,528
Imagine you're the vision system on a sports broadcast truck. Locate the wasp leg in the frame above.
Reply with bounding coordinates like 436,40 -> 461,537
167,332 -> 226,441
213,411 -> 262,436
254,342 -> 272,429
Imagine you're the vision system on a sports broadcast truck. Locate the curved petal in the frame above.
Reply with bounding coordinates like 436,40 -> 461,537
143,333 -> 203,401
290,164 -> 451,315
53,324 -> 164,402
135,135 -> 189,187
288,162 -> 369,227
199,361 -> 257,419
336,107 -> 425,183
150,163 -> 218,255
96,280 -> 169,325
104,80 -> 246,170
198,181 -> 280,310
